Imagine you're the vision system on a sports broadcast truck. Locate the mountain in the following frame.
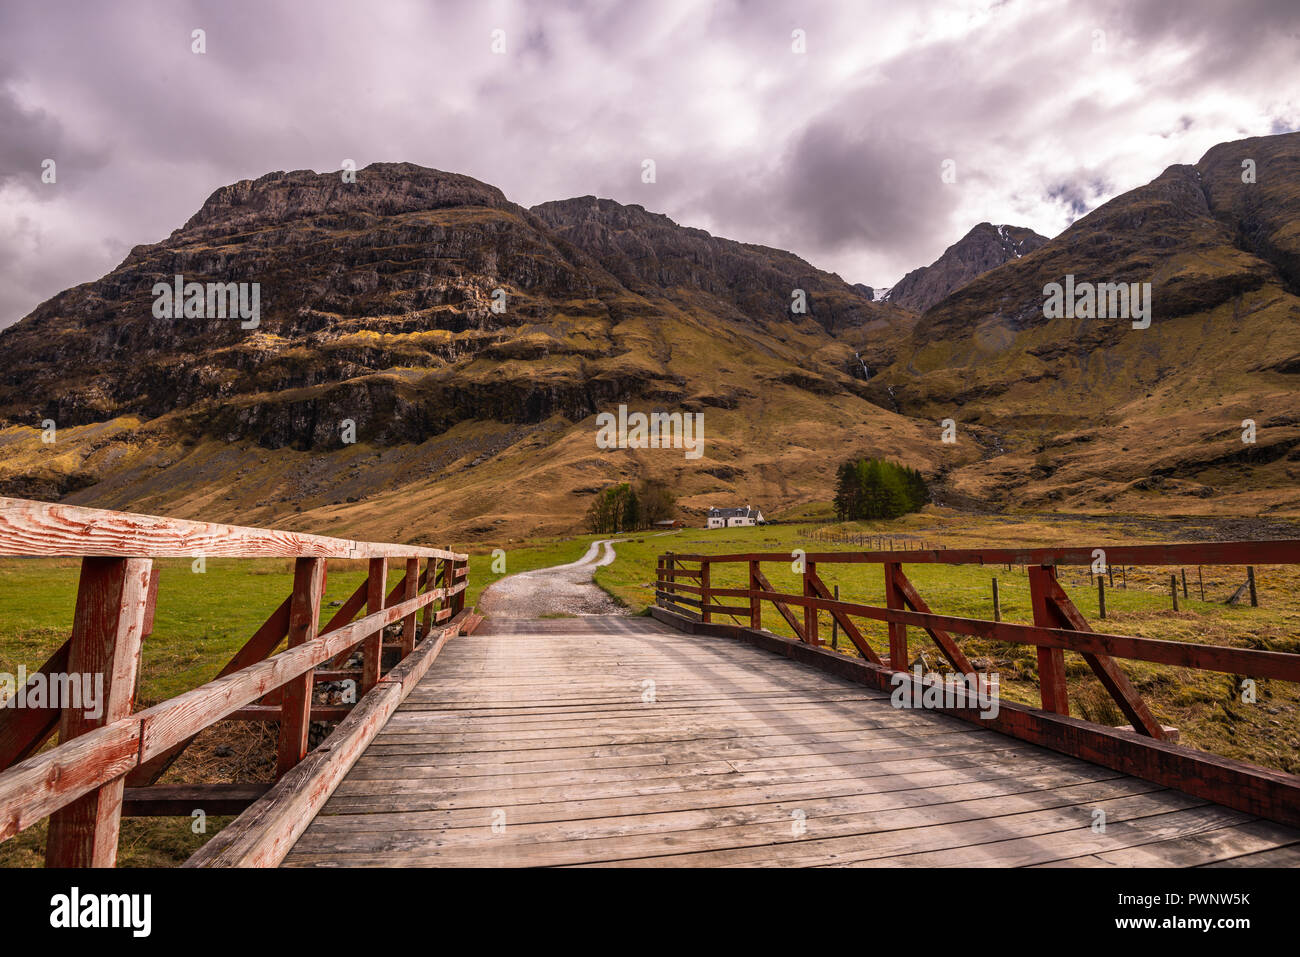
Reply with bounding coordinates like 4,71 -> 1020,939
2,131 -> 1298,536
885,222 -> 1049,313
869,131 -> 1300,514
0,166 -> 936,539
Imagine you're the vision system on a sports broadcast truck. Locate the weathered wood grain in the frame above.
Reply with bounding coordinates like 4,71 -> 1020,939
0,497 -> 466,561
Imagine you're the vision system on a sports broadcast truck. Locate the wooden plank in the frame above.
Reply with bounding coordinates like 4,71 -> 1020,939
230,705 -> 353,722
803,561 -> 819,646
706,584 -> 1300,681
752,567 -> 805,642
806,570 -> 881,664
400,558 -> 419,657
1041,575 -> 1165,739
884,562 -> 907,668
277,558 -> 326,777
122,783 -> 270,816
186,615 -> 465,867
0,496 -> 466,560
45,557 -> 153,867
667,540 -> 1300,568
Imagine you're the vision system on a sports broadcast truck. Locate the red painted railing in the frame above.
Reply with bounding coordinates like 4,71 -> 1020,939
656,541 -> 1300,828
0,497 -> 470,867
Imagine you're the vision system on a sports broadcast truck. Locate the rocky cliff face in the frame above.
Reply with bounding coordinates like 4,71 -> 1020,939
869,131 -> 1300,513
0,164 -> 938,536
885,222 -> 1048,313
531,195 -> 890,334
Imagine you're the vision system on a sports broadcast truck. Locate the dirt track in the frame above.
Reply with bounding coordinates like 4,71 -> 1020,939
478,539 -> 627,618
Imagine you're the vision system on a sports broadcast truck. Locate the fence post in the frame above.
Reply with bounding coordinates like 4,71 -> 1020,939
699,559 -> 711,624
452,555 -> 466,617
362,558 -> 387,694
400,558 -> 419,655
748,560 -> 761,629
1028,565 -> 1069,716
1248,566 -> 1258,607
276,557 -> 326,777
45,557 -> 154,867
992,577 -> 1001,622
831,584 -> 839,649
803,559 -> 819,646
1097,576 -> 1106,620
884,562 -> 906,669
1170,574 -> 1179,612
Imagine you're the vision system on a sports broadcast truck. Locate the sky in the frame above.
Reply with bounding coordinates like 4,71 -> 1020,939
2,0 -> 1299,328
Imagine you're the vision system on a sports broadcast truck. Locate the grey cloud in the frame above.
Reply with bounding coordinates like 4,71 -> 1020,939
1,0 -> 1299,326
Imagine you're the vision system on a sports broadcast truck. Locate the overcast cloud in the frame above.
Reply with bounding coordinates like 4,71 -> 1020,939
1,0 -> 1298,328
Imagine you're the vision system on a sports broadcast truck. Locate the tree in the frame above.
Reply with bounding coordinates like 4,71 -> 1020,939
586,483 -> 641,533
635,478 -> 676,526
832,456 -> 928,520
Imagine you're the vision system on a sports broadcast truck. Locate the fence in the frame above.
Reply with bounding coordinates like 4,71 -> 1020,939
654,540 -> 1300,827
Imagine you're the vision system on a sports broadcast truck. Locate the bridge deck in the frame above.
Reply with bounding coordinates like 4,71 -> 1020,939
282,617 -> 1300,867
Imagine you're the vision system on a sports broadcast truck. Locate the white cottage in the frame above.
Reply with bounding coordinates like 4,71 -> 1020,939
706,505 -> 764,529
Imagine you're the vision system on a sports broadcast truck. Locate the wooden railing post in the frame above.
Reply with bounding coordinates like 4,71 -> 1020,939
748,560 -> 761,629
1029,564 -> 1070,716
276,557 -> 326,777
699,559 -> 711,624
45,557 -> 154,867
884,561 -> 906,669
420,558 -> 434,637
803,559 -> 819,645
361,558 -> 387,694
401,558 -> 419,656
453,556 -> 466,616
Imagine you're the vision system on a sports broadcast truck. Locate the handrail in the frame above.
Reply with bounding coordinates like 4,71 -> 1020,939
656,544 -> 1300,697
0,497 -> 471,867
654,543 -> 1300,829
0,497 -> 465,560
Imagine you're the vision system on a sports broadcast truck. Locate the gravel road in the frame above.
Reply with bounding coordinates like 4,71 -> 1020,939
478,539 -> 629,618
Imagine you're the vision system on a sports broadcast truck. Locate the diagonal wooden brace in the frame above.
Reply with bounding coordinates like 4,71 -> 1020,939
752,567 -> 805,642
806,570 -> 882,664
1041,573 -> 1166,739
891,567 -> 976,675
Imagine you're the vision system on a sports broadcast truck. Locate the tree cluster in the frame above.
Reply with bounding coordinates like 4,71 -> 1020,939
833,457 -> 928,520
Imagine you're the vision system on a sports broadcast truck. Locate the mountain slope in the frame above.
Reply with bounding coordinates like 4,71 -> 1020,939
0,166 -> 941,539
871,131 -> 1300,514
885,222 -> 1048,313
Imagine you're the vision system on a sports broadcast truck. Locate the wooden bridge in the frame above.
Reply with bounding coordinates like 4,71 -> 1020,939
1,498 -> 1298,867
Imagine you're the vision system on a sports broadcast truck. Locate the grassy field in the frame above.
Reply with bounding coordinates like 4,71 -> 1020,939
596,508 -> 1300,776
